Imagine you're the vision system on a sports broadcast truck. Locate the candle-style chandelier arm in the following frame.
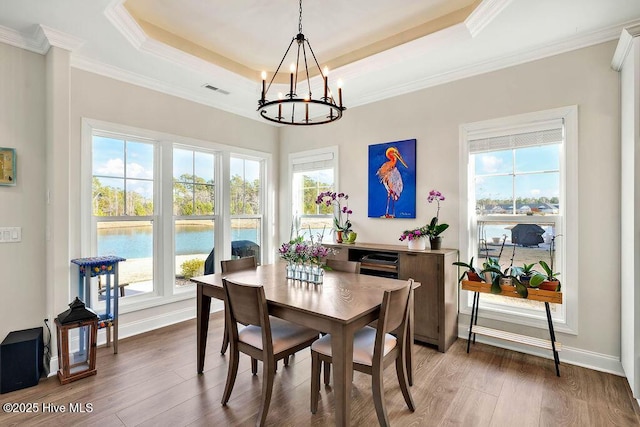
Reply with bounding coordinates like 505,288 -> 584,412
257,0 -> 346,125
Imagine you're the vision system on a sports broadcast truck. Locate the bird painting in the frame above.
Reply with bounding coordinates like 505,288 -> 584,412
368,139 -> 416,219
376,146 -> 408,218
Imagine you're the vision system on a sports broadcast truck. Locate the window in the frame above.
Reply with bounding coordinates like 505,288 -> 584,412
92,133 -> 156,299
290,147 -> 338,242
83,119 -> 271,313
173,147 -> 216,290
460,107 -> 578,334
230,156 -> 263,262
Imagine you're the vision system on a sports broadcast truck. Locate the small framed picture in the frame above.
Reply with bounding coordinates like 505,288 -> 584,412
0,147 -> 16,186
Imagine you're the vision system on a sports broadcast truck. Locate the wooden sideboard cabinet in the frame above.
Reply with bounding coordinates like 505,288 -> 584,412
326,242 -> 458,352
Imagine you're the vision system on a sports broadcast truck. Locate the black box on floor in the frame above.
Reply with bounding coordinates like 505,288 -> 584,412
0,327 -> 44,394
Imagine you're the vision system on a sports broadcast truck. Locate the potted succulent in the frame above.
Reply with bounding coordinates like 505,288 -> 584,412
452,256 -> 484,283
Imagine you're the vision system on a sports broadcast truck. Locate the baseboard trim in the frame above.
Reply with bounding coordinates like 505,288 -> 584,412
46,301 -> 224,376
457,325 -> 624,376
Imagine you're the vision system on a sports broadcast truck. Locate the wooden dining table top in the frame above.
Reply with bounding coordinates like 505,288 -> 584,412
191,262 -> 418,324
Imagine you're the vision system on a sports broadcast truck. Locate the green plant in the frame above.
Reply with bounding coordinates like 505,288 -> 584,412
481,259 -> 528,298
180,258 -> 205,279
315,191 -> 352,233
529,234 -> 561,290
511,262 -> 537,278
425,190 -> 449,238
452,256 -> 483,283
529,260 -> 561,289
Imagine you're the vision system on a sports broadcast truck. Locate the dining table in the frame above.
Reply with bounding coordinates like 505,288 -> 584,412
191,262 -> 418,427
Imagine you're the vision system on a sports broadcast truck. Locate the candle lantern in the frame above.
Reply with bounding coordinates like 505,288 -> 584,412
55,297 -> 99,385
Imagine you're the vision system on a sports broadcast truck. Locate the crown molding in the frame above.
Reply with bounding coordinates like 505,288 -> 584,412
465,0 -> 513,37
611,24 -> 640,71
351,18 -> 640,109
103,0 -> 146,50
0,24 -> 47,54
71,54 -> 255,121
0,23 -> 83,54
35,24 -> 84,53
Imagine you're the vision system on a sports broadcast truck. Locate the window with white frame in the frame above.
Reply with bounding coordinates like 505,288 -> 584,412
92,133 -> 156,298
290,147 -> 338,242
230,156 -> 264,263
460,107 -> 578,333
173,147 -> 216,290
85,120 -> 270,312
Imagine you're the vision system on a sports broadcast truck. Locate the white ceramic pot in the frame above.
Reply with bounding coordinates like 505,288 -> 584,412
407,238 -> 427,250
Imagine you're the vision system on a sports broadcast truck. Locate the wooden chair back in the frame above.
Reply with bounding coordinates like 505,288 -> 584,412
325,259 -> 361,274
221,256 -> 257,273
377,279 -> 413,339
222,278 -> 270,333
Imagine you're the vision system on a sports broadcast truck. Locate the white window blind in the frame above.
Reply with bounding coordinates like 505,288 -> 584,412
469,126 -> 563,154
291,151 -> 335,172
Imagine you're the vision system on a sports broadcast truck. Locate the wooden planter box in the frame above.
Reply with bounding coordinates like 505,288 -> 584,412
461,280 -> 562,304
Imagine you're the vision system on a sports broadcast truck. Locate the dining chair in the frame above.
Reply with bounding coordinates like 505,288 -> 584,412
219,256 -> 258,355
221,278 -> 319,427
310,279 -> 415,427
325,258 -> 361,274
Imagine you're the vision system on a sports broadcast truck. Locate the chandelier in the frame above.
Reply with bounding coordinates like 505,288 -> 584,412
258,0 -> 346,125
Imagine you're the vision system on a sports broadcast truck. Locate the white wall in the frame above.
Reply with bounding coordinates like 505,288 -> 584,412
0,43 -> 47,342
279,41 -> 622,369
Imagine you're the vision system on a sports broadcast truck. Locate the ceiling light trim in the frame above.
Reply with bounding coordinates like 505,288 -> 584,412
465,0 -> 514,37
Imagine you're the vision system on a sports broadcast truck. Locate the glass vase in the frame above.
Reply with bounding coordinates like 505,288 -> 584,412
286,262 -> 295,279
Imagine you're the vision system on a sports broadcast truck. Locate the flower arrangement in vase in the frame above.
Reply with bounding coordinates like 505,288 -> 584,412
425,190 -> 449,249
278,228 -> 333,283
398,189 -> 449,250
398,225 -> 429,250
315,191 -> 353,243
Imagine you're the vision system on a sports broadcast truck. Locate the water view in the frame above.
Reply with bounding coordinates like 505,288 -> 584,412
97,225 -> 259,259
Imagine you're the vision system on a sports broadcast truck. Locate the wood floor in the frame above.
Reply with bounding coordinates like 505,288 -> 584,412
2,311 -> 639,426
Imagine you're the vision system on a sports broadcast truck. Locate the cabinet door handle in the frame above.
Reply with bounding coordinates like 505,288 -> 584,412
405,253 -> 417,257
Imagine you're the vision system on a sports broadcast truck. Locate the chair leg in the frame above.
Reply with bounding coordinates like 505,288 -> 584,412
257,358 -> 275,427
221,348 -> 239,405
220,321 -> 229,355
395,353 -> 415,411
251,357 -> 258,375
371,364 -> 390,427
311,351 -> 321,413
284,355 -> 290,366
323,361 -> 331,386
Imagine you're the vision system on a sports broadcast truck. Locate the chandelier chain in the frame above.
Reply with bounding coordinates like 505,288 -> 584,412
298,0 -> 303,34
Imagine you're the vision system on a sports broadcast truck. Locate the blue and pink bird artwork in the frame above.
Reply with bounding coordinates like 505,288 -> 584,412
368,139 -> 416,219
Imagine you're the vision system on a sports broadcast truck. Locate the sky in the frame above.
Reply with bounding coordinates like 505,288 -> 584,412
93,136 -> 261,200
474,144 -> 560,201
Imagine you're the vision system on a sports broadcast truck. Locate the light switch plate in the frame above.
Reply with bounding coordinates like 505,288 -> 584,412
0,227 -> 21,243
